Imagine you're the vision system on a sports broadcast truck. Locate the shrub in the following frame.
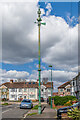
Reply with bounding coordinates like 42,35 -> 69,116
49,96 -> 77,106
2,103 -> 9,105
2,98 -> 7,101
68,107 -> 80,120
64,100 -> 72,106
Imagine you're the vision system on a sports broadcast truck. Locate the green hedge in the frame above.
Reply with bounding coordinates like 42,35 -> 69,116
49,96 -> 77,106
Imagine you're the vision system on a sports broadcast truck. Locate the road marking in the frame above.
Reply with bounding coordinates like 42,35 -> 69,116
2,105 -> 19,113
2,105 -> 14,108
2,104 -> 19,108
2,108 -> 13,114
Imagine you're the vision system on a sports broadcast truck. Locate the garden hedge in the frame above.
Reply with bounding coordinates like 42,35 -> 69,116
49,96 -> 77,106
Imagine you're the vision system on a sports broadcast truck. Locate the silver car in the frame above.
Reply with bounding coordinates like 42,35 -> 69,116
20,99 -> 33,109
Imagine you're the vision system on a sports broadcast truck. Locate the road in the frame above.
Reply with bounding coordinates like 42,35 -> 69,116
0,102 -> 47,120
1,104 -> 30,119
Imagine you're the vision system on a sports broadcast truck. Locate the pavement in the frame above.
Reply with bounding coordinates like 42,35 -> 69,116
26,104 -> 57,118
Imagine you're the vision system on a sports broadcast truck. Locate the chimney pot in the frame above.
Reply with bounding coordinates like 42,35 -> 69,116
10,80 -> 13,83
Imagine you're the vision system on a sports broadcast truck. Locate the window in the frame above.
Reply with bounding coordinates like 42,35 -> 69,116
11,88 -> 17,92
1,94 -> 6,98
11,95 -> 15,98
30,94 -> 35,98
60,89 -> 63,92
33,82 -> 35,84
29,82 -> 31,84
2,89 -> 6,92
29,88 -> 35,92
19,88 -> 22,92
67,89 -> 70,92
47,89 -> 51,92
24,88 -> 27,92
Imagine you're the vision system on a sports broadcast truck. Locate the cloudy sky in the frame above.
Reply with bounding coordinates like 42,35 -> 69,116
0,1 -> 79,91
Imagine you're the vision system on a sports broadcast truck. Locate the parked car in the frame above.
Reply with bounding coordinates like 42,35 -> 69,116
57,102 -> 80,119
41,97 -> 44,102
20,99 -> 33,109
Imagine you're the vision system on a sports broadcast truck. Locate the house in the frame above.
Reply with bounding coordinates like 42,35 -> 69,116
0,84 -> 9,100
70,73 -> 80,100
58,81 -> 71,96
0,80 -> 53,101
41,82 -> 53,100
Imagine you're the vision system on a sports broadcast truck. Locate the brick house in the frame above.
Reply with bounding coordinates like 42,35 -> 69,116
0,80 -> 53,101
58,81 -> 71,96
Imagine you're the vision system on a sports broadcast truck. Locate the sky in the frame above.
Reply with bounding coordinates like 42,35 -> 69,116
0,1 -> 79,91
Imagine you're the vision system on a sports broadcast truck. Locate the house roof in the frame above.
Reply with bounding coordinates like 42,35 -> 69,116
58,81 -> 70,89
0,81 -> 53,89
53,92 -> 58,96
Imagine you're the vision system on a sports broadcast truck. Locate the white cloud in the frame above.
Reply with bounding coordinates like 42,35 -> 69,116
41,16 -> 78,71
41,69 -> 77,91
41,70 -> 77,81
46,3 -> 52,16
0,69 -> 29,84
2,3 -> 78,80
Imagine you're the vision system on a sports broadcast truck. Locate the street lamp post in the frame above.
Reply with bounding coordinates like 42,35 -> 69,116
35,7 -> 46,114
49,65 -> 53,108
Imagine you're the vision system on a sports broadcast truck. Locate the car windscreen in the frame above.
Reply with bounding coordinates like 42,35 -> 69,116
22,100 -> 31,103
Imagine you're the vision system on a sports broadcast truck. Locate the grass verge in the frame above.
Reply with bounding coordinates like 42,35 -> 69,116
2,103 -> 9,105
27,112 -> 37,116
53,107 -> 57,110
32,105 -> 38,110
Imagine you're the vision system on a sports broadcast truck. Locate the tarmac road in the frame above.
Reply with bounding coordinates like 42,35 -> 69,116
1,104 -> 30,119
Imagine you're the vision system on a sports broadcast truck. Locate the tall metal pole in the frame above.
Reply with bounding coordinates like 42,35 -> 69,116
38,8 -> 41,114
49,65 -> 53,108
51,67 -> 53,108
35,7 -> 46,114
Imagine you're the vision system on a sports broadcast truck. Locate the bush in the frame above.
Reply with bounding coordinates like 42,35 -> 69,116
68,107 -> 80,120
2,103 -> 9,105
64,100 -> 72,106
49,96 -> 77,106
2,98 -> 7,101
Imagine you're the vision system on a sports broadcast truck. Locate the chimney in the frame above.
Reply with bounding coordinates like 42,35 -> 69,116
10,80 -> 13,83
